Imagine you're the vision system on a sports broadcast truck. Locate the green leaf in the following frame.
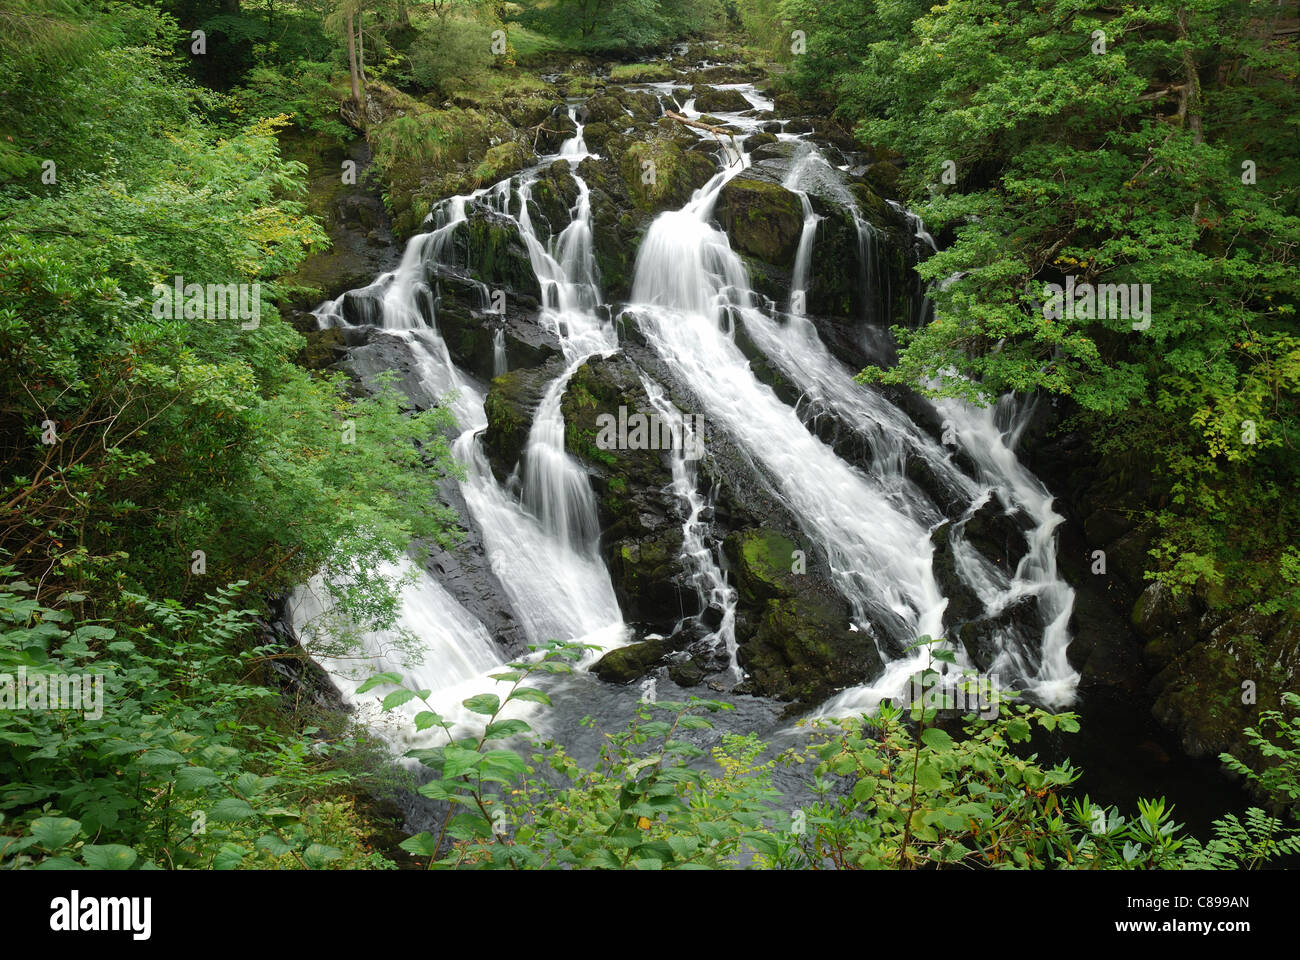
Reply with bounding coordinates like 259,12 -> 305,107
852,777 -> 879,802
81,844 -> 138,870
175,765 -> 220,791
302,843 -> 343,869
212,844 -> 249,870
355,672 -> 402,694
914,759 -> 942,792
921,727 -> 954,752
506,687 -> 551,706
414,711 -> 444,731
442,744 -> 483,779
29,816 -> 81,850
483,718 -> 530,740
209,798 -> 257,822
255,834 -> 293,857
462,693 -> 501,716
381,688 -> 418,711
399,832 -> 440,857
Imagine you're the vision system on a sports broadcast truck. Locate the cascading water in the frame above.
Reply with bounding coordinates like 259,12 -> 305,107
298,74 -> 1078,762
627,104 -> 1078,715
641,377 -> 742,679
628,163 -> 951,695
289,558 -> 511,750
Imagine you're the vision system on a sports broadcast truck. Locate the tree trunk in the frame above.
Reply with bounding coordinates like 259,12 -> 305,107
346,10 -> 362,107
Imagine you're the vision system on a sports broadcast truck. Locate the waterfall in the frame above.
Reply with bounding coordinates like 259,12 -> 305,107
300,77 -> 1078,745
628,164 -> 951,697
641,377 -> 742,679
289,558 -> 511,750
492,328 -> 507,377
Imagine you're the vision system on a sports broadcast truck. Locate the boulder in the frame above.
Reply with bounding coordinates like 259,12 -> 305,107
692,86 -> 753,113
593,636 -> 673,683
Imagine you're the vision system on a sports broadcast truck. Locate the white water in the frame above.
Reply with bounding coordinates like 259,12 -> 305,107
628,164 -> 950,700
642,377 -> 742,679
289,559 -> 519,751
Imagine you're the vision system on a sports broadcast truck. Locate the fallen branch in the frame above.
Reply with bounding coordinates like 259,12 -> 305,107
664,111 -> 741,166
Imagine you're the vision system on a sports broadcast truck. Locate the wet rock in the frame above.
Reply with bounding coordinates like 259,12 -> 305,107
618,137 -> 717,214
957,595 -> 1043,672
482,359 -> 564,482
298,326 -> 347,371
526,160 -> 581,244
434,276 -> 560,381
739,594 -> 881,705
593,636 -> 673,683
448,207 -> 542,302
961,496 -> 1033,572
930,520 -> 984,627
560,356 -> 691,629
668,658 -> 707,687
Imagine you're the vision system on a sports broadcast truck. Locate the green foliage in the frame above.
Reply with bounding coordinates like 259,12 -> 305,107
0,571 -> 392,869
515,0 -> 726,53
0,0 -> 462,616
410,15 -> 498,96
229,61 -> 353,143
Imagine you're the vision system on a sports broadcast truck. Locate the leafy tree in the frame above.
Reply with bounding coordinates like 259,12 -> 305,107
781,0 -> 1300,611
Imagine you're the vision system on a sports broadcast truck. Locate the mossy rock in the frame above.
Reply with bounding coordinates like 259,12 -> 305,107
722,529 -> 803,606
691,86 -> 752,113
527,160 -> 581,243
618,139 -> 717,214
593,636 -> 673,683
738,594 -> 882,704
449,209 -> 542,302
582,93 -> 627,126
616,88 -> 662,123
715,175 -> 804,270
472,141 -> 531,186
610,531 -> 689,624
297,326 -> 346,371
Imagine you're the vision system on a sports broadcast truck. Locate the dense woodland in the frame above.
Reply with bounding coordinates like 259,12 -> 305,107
0,0 -> 1297,871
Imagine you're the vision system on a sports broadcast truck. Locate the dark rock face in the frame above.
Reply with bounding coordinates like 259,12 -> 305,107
559,355 -> 691,631
1019,395 -> 1300,771
930,521 -> 984,628
957,595 -> 1044,673
435,276 -> 560,383
448,206 -> 542,302
526,160 -> 582,245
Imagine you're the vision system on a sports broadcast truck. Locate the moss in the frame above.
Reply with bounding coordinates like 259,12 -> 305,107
609,62 -> 678,82
618,140 -> 716,213
715,177 -> 803,268
592,637 -> 672,683
472,141 -> 530,185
